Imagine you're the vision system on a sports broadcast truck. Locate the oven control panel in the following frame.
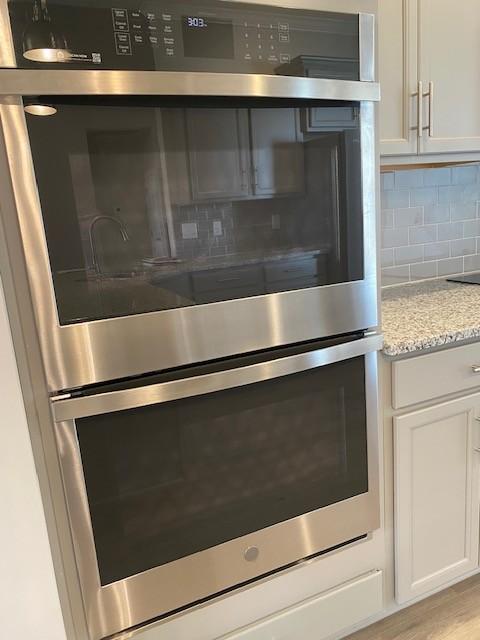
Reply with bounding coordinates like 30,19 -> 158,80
7,0 -> 360,80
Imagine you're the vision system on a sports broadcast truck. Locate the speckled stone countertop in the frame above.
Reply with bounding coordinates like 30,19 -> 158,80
382,279 -> 480,357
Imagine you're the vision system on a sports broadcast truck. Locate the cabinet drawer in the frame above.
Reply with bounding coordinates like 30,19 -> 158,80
393,342 -> 480,409
223,570 -> 383,640
304,107 -> 358,132
265,257 -> 318,283
192,265 -> 263,294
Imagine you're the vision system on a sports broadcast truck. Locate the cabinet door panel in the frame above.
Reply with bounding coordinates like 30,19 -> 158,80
419,0 -> 480,153
186,109 -> 250,201
379,0 -> 418,156
394,395 -> 480,603
250,109 -> 304,196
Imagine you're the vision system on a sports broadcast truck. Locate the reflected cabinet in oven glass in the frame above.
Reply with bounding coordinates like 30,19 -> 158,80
75,352 -> 368,585
25,98 -> 364,324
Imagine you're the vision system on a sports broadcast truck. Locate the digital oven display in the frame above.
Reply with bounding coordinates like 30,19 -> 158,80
182,15 -> 234,59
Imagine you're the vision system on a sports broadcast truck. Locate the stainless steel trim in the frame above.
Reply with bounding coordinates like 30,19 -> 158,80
0,0 -> 15,68
0,98 -> 378,392
55,348 -> 381,640
416,80 -> 423,138
428,80 -> 434,137
0,69 -> 380,101
359,13 -> 375,82
53,334 -> 383,421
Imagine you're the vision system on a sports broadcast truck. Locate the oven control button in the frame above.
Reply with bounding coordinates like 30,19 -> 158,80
112,8 -> 129,32
115,32 -> 132,55
279,53 -> 291,64
244,546 -> 259,562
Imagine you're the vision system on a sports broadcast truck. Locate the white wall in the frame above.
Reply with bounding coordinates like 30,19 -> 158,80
0,274 -> 67,640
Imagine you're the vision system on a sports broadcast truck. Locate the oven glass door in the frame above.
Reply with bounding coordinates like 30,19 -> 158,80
69,343 -> 368,586
25,97 -> 363,325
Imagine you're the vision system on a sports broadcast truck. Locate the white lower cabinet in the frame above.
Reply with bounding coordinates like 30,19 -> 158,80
394,394 -> 480,603
222,570 -> 383,640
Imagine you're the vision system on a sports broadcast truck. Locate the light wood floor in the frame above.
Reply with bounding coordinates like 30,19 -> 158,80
345,574 -> 480,640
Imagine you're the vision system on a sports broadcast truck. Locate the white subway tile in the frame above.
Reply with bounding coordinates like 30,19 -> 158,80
462,184 -> 480,201
424,204 -> 449,224
411,187 -> 438,206
438,221 -> 464,241
394,207 -> 423,228
464,254 -> 480,272
451,202 -> 477,221
424,241 -> 450,260
423,167 -> 452,187
424,167 -> 451,186
410,262 -> 438,280
450,238 -> 476,257
382,265 -> 410,286
438,185 -> 464,204
381,209 -> 394,229
394,245 -> 424,265
463,220 -> 480,237
409,225 -> 437,245
382,228 -> 409,248
452,165 -> 478,185
381,172 -> 395,191
395,169 -> 424,189
381,190 -> 410,209
381,249 -> 395,268
437,257 -> 464,276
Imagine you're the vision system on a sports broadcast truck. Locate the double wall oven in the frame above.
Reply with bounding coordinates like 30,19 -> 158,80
0,1 -> 381,638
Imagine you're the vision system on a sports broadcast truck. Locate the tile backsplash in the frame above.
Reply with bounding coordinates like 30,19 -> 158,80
381,164 -> 480,286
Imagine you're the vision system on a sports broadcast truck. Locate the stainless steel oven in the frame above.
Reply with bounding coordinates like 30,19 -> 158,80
52,332 -> 381,640
0,1 -> 381,638
0,0 -> 379,393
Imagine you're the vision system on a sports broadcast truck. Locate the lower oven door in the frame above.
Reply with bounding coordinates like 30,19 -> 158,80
52,333 -> 382,640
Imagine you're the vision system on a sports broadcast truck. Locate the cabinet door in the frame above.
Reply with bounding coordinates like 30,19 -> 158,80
250,108 -> 304,196
394,395 -> 480,604
418,0 -> 480,153
186,109 -> 250,201
379,0 -> 418,155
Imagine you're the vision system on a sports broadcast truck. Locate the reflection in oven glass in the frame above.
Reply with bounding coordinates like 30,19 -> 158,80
25,100 -> 364,324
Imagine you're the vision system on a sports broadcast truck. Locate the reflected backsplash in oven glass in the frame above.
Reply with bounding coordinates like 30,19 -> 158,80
25,99 -> 364,324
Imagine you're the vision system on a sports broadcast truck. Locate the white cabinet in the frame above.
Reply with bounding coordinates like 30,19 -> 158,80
394,394 -> 480,603
379,0 -> 418,156
380,0 -> 480,159
417,0 -> 480,154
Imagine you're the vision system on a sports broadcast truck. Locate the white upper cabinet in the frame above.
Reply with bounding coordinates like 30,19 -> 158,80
379,0 -> 418,156
418,0 -> 480,154
380,0 -> 480,159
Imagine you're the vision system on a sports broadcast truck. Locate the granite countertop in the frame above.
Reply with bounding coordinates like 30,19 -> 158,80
382,279 -> 480,357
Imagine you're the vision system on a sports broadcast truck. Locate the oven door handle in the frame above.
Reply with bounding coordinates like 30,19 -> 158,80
52,334 -> 383,422
0,70 -> 380,102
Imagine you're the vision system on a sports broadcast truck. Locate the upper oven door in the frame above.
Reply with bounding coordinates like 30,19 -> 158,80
0,3 -> 379,392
